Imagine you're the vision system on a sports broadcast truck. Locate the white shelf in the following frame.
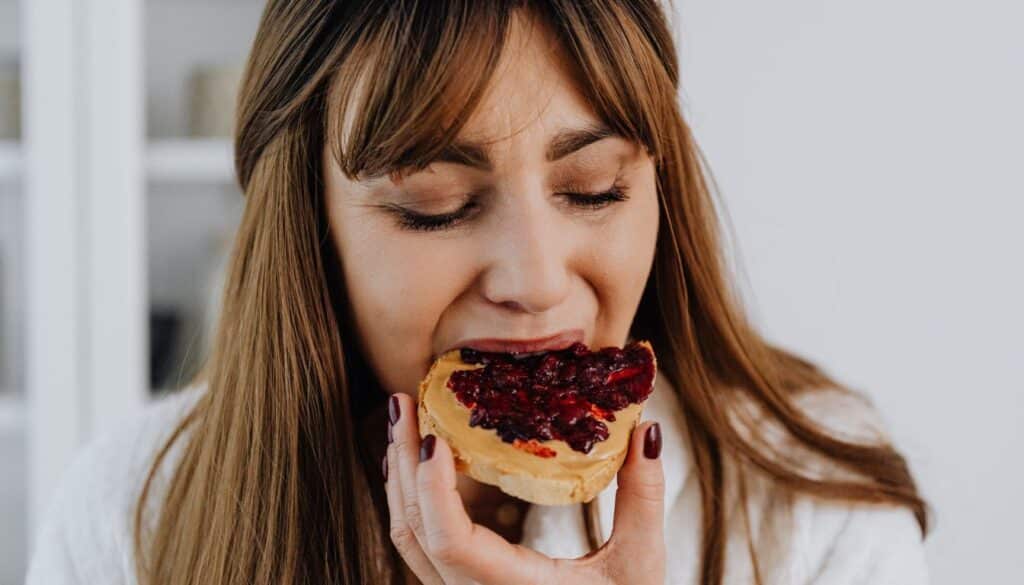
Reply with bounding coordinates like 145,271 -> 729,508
146,138 -> 234,183
0,394 -> 25,432
2,138 -> 236,184
0,140 -> 21,181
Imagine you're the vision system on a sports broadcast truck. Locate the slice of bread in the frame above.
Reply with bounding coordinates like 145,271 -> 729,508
417,341 -> 656,505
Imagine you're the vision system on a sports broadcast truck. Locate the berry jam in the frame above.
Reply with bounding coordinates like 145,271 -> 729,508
446,341 -> 655,455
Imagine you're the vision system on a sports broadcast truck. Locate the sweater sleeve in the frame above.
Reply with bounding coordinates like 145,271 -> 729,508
805,503 -> 930,585
23,425 -> 143,585
24,386 -> 204,585
23,485 -> 82,585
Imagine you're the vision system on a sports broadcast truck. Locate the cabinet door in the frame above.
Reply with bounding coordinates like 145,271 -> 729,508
8,2 -> 263,580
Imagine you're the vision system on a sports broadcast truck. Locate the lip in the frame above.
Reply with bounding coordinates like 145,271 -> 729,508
440,328 -> 585,357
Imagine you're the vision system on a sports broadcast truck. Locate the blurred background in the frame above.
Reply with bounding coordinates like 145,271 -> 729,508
0,1 -> 1020,583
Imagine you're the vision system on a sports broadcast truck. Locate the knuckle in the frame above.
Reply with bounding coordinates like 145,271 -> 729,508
552,559 -> 607,585
609,544 -> 665,582
416,470 -> 445,493
621,472 -> 664,504
425,532 -> 466,565
403,501 -> 424,533
389,524 -> 417,550
390,426 -> 411,452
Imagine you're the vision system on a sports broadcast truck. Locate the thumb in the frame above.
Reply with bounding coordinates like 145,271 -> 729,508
609,421 -> 666,562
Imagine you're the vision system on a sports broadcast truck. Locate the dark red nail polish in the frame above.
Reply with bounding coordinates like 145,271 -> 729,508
420,434 -> 436,462
386,420 -> 393,445
382,454 -> 388,481
388,395 -> 401,424
644,423 -> 662,459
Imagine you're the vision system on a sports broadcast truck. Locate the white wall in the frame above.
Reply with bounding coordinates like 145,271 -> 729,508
673,1 -> 1022,583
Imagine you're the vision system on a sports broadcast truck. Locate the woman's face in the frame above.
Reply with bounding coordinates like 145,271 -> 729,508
323,13 -> 659,398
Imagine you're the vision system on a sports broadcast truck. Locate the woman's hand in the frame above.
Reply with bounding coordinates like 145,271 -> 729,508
383,393 -> 666,585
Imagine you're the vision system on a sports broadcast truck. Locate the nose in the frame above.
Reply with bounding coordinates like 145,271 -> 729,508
479,192 -> 572,315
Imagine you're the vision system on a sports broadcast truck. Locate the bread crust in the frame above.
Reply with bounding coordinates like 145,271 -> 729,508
417,341 -> 656,505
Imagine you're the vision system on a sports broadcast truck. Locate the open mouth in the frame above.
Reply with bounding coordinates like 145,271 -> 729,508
440,329 -> 587,359
508,349 -> 550,359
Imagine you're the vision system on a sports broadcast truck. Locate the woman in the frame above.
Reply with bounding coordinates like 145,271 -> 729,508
26,1 -> 932,583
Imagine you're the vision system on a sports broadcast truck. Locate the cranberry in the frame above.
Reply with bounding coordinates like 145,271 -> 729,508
449,341 -> 655,455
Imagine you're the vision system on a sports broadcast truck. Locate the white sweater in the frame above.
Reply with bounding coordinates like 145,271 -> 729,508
25,373 -> 930,584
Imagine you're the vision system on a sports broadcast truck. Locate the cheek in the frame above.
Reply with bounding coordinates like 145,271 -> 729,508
330,211 -> 469,393
591,182 -> 660,301
583,174 -> 659,345
339,233 -> 464,334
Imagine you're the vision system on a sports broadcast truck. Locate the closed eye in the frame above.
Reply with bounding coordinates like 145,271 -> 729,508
387,182 -> 630,232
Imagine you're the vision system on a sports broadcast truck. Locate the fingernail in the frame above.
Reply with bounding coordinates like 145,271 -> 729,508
644,423 -> 662,459
420,434 -> 436,462
386,420 -> 393,445
388,395 -> 401,424
382,454 -> 388,481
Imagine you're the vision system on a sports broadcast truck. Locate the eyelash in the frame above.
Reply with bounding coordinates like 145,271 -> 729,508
390,182 -> 631,232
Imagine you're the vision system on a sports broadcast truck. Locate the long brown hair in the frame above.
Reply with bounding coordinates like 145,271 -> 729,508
133,1 -> 932,584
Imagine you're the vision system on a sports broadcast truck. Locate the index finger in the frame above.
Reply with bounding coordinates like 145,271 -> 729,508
415,433 -> 557,585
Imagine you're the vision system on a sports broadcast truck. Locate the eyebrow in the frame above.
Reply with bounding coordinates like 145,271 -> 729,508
545,122 -> 621,162
372,121 -> 621,181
